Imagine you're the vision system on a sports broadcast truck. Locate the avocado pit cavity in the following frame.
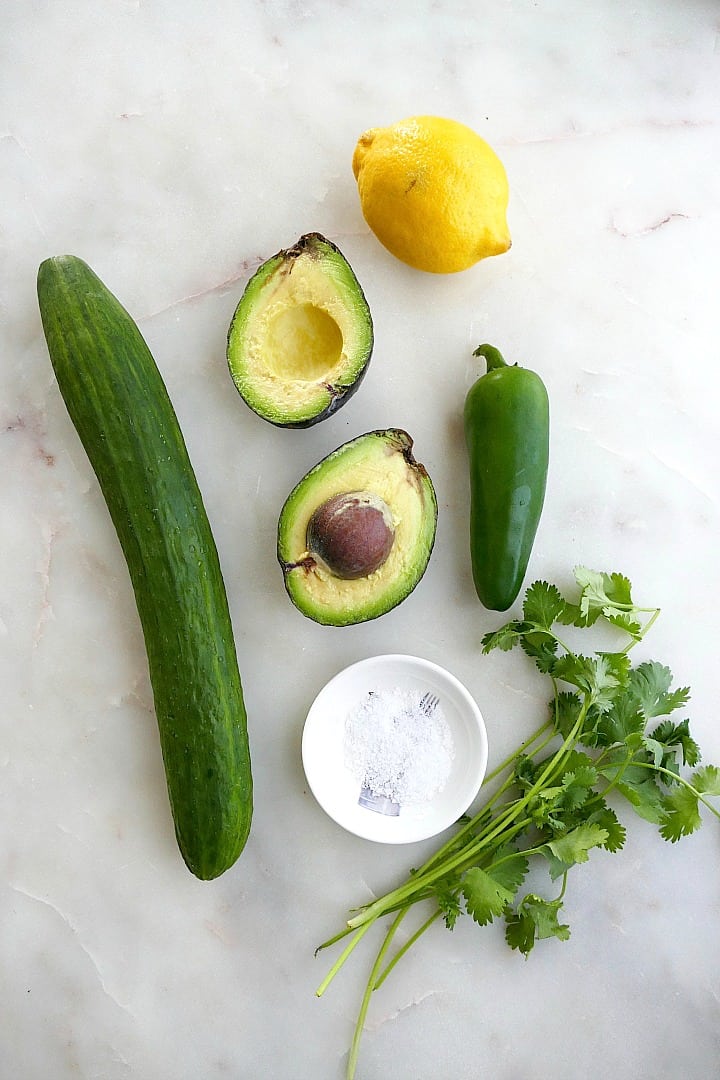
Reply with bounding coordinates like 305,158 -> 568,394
307,491 -> 395,580
266,303 -> 343,382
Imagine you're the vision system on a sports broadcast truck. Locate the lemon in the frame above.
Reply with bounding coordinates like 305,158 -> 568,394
352,115 -> 511,274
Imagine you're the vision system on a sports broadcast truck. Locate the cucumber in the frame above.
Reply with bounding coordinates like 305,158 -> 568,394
37,255 -> 252,880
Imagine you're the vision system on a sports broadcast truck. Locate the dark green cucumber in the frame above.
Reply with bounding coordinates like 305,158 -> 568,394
464,344 -> 549,612
37,255 -> 252,880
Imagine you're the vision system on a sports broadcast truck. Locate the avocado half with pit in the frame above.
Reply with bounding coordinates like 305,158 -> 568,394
227,233 -> 373,427
277,429 -> 437,626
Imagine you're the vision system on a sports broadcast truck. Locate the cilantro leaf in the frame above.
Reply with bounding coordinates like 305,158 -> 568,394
436,883 -> 462,930
556,600 -> 584,626
570,568 -> 647,639
526,752 -> 600,831
461,866 -> 516,926
691,764 -> 720,796
521,895 -> 571,942
659,786 -> 702,842
505,894 -> 570,957
527,757 -> 600,836
541,822 -> 609,878
650,718 -> 701,769
552,653 -> 619,711
658,765 -> 720,840
553,691 -> 584,738
574,567 -> 633,616
586,655 -> 623,712
593,692 -> 644,747
641,735 -> 667,769
599,760 -> 666,824
521,631 -> 558,674
629,662 -> 690,721
552,652 -> 594,691
487,851 -> 529,895
504,909 -> 537,957
572,568 -> 607,626
601,571 -> 635,608
598,651 -> 632,689
481,621 -> 525,654
619,783 -> 666,823
558,770 -> 595,813
528,785 -> 564,830
586,806 -> 627,852
523,581 -> 566,629
605,610 -> 643,639
561,752 -> 599,791
513,754 -> 538,791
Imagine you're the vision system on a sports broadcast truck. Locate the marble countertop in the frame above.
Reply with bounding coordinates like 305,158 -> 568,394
3,3 -> 720,1078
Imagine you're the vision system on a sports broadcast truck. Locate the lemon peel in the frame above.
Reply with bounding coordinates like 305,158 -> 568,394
352,115 -> 511,274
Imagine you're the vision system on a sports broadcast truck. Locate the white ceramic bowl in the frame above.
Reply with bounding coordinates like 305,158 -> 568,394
301,654 -> 488,844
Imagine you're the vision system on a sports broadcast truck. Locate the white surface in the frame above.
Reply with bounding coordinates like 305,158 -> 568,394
2,3 -> 720,1079
302,654 -> 488,843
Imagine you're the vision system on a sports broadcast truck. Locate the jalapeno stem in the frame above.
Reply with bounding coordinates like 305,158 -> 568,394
473,343 -> 507,371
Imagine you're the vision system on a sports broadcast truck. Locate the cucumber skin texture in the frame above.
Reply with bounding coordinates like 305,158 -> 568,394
464,363 -> 549,612
37,255 -> 252,880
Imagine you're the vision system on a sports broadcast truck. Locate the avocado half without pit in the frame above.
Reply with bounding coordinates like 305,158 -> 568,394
277,429 -> 438,626
227,233 -> 373,427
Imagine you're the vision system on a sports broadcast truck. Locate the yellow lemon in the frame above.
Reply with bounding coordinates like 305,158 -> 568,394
352,115 -> 511,274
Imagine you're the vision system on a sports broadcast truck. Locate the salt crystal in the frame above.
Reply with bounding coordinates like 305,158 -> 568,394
343,686 -> 455,813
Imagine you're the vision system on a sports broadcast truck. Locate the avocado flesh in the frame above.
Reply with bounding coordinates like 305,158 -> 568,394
227,233 -> 373,427
277,429 -> 437,626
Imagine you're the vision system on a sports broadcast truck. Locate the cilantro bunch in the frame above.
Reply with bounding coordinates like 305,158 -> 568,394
316,568 -> 720,1080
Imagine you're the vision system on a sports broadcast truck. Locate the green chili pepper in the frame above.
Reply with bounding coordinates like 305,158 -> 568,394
463,343 -> 549,611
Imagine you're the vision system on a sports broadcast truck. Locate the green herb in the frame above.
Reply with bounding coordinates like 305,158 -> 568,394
316,568 -> 720,1080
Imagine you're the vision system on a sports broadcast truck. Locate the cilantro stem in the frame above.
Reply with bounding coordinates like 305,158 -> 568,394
316,923 -> 359,954
490,842 -> 546,869
445,818 -> 534,881
316,919 -> 375,997
416,771 -> 523,880
345,910 -> 407,1080
547,630 -> 576,655
621,607 -> 661,653
374,908 -> 442,990
557,871 -> 569,902
587,749 -> 634,803
482,719 -> 554,785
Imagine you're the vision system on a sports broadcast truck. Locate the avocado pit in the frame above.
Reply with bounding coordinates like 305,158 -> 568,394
307,491 -> 395,580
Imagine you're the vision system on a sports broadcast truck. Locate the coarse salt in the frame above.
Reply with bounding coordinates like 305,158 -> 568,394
343,686 -> 455,811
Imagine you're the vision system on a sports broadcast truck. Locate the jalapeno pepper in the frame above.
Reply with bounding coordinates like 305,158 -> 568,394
463,343 -> 549,611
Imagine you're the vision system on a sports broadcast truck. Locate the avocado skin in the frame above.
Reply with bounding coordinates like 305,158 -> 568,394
277,429 -> 438,626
